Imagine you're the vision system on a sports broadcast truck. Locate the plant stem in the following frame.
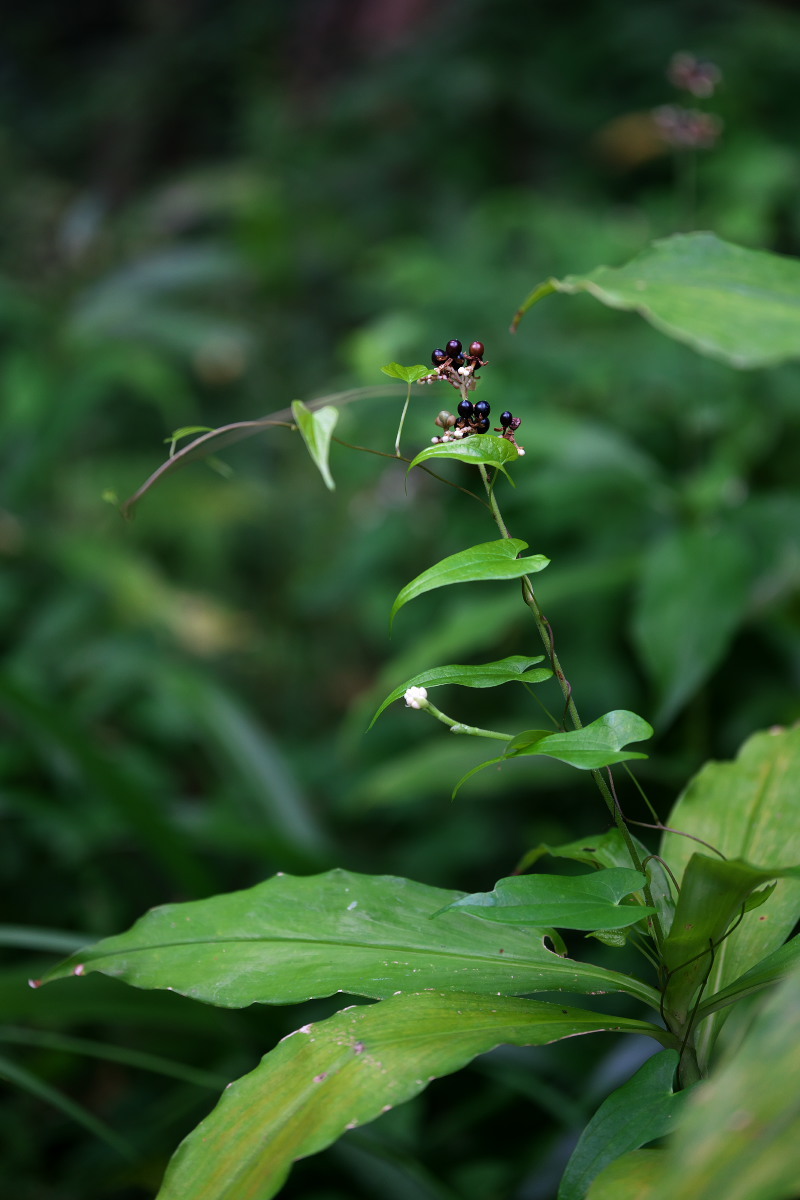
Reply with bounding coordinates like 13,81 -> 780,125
422,698 -> 512,743
477,464 -> 665,949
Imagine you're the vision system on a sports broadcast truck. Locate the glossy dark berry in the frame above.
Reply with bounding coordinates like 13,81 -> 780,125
457,398 -> 474,420
499,410 -> 513,428
451,354 -> 465,368
469,341 -> 485,359
476,417 -> 491,433
474,399 -> 491,418
445,339 -> 463,359
431,347 -> 448,367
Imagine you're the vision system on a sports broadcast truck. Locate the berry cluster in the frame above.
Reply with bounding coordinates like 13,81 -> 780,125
420,338 -> 487,393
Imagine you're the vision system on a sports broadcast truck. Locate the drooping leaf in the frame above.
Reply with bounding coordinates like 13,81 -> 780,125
122,384 -> 403,515
369,655 -> 551,728
632,526 -> 751,726
156,991 -> 672,1200
40,869 -> 662,1009
511,232 -> 800,369
380,362 -> 431,383
291,400 -> 338,491
661,854 -> 800,1028
586,1151 -> 663,1199
441,868 -> 653,930
407,434 -> 519,480
660,727 -> 800,1057
390,539 -> 549,626
559,1050 -> 690,1200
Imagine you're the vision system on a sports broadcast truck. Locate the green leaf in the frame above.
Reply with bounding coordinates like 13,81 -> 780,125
380,362 -> 431,383
291,399 -> 338,491
369,655 -> 552,728
660,727 -> 800,1057
698,935 -> 800,1020
511,232 -> 800,369
559,1050 -> 690,1200
645,963 -> 800,1200
586,1151 -> 663,1199
441,868 -> 654,930
40,869 -> 661,1010
661,854 -> 800,1027
632,526 -> 751,726
390,539 -> 549,626
504,711 -> 653,770
156,991 -> 671,1200
407,434 -> 519,481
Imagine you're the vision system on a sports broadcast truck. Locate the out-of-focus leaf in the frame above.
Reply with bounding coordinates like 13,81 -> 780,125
645,964 -> 800,1200
369,655 -> 551,727
156,991 -> 671,1200
390,539 -> 548,626
0,1051 -> 133,1158
380,362 -> 431,383
291,400 -> 338,491
441,868 -> 653,930
512,233 -> 800,369
559,1050 -> 690,1200
40,869 -> 662,1010
586,1150 -> 663,1199
407,434 -> 519,480
661,727 -> 800,1060
632,526 -> 751,725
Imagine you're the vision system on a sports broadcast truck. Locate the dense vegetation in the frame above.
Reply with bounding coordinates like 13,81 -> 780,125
3,3 -> 800,1197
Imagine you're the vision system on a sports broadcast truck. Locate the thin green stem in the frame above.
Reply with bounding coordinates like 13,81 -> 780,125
477,464 -> 665,950
394,383 -> 412,456
422,698 -> 512,743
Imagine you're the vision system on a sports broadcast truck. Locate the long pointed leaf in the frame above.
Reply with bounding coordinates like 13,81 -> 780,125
442,869 -> 653,930
369,655 -> 551,728
291,400 -> 338,491
390,539 -> 548,626
157,991 -> 671,1200
40,869 -> 661,1010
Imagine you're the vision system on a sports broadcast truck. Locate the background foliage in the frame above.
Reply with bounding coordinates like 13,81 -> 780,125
3,1 -> 800,1196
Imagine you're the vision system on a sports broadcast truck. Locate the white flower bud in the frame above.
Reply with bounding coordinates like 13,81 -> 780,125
404,686 -> 428,710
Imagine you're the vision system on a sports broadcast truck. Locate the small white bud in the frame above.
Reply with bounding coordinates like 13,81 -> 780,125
404,686 -> 428,710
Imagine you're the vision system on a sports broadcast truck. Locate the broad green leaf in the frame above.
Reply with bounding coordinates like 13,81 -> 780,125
662,854 -> 800,1028
407,434 -> 519,480
390,539 -> 549,625
517,831 -> 676,937
505,711 -> 653,770
40,870 -> 662,1009
156,991 -> 672,1200
369,655 -> 551,728
632,526 -> 751,726
698,935 -> 800,1020
646,963 -> 800,1200
456,712 -> 654,795
380,362 -> 431,383
660,727 -> 800,1058
511,232 -> 800,369
291,400 -> 338,491
559,1050 -> 690,1200
441,868 -> 653,930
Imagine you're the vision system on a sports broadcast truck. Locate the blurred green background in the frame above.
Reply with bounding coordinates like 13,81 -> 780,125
2,1 -> 799,1196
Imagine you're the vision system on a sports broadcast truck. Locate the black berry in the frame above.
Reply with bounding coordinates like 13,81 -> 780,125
476,417 -> 491,433
445,339 -> 463,359
431,347 -> 448,367
469,341 -> 485,359
474,400 -> 491,418
499,411 -> 513,428
457,398 -> 474,420
451,354 -> 465,368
